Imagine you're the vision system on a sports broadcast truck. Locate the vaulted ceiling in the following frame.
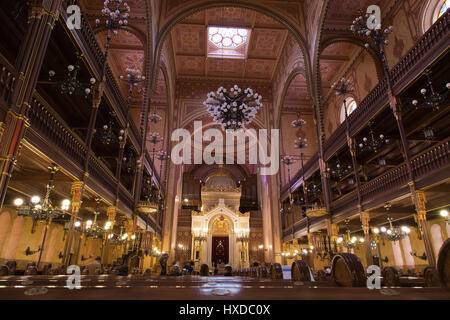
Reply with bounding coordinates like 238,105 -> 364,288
171,8 -> 289,82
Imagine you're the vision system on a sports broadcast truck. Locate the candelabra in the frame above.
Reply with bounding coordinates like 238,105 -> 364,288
47,53 -> 96,97
411,70 -> 450,111
372,203 -> 411,242
291,112 -> 307,128
204,85 -> 263,131
358,121 -> 389,153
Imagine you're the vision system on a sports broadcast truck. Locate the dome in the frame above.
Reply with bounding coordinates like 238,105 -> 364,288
204,169 -> 237,192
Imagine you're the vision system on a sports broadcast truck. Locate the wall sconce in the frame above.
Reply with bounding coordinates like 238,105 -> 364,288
410,251 -> 427,261
25,246 -> 41,256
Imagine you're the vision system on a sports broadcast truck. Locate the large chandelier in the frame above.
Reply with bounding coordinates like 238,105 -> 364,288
14,166 -> 70,221
84,199 -> 109,239
47,53 -> 96,97
337,220 -> 364,250
204,85 -> 262,131
373,203 -> 411,242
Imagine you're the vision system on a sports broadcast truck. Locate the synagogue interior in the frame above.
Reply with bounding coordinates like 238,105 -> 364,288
0,0 -> 449,301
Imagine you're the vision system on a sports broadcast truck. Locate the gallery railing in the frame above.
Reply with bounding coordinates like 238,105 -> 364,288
282,12 -> 449,200
0,53 -> 17,107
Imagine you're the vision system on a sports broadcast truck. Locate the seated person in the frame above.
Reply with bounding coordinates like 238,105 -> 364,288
87,256 -> 102,275
117,264 -> 129,276
224,265 -> 232,276
168,262 -> 182,276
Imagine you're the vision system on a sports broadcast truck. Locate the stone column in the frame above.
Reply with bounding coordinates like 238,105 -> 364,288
411,189 -> 436,266
360,210 -> 374,266
0,0 -> 62,209
62,181 -> 84,266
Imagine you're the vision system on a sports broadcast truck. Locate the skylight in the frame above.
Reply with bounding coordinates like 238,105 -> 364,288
208,27 -> 249,49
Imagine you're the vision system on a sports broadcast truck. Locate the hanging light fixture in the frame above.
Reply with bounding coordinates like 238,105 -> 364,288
148,111 -> 163,124
291,112 -> 307,128
372,203 -> 411,242
122,150 -> 136,174
204,85 -> 262,132
411,71 -> 450,111
97,116 -> 125,146
423,127 -> 435,140
327,156 -> 352,181
14,165 -> 70,221
96,0 -> 130,36
83,198 -> 106,239
47,53 -> 96,97
294,137 -> 308,149
440,209 -> 449,225
358,121 -> 389,153
337,220 -> 364,250
350,9 -> 393,58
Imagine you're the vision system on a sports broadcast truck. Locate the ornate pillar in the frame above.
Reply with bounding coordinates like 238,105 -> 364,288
102,205 -> 116,264
62,181 -> 84,266
411,190 -> 436,266
0,0 -> 62,209
360,210 -> 373,266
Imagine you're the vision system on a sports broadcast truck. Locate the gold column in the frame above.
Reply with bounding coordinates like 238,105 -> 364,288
102,206 -> 116,264
411,189 -> 436,266
360,210 -> 374,266
62,181 -> 84,266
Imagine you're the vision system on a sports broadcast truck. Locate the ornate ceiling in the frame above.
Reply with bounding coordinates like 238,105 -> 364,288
171,8 -> 288,82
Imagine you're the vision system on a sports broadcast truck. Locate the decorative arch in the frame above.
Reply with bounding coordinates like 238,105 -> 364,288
319,37 -> 385,82
151,1 -> 313,107
420,0 -> 449,35
276,67 -> 307,130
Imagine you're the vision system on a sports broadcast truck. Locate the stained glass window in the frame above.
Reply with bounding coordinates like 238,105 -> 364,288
438,0 -> 450,19
340,98 -> 358,123
208,27 -> 248,49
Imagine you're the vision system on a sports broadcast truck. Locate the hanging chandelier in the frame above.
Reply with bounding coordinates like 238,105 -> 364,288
122,150 -> 136,174
204,85 -> 262,131
148,111 -> 163,124
96,0 -> 130,34
291,112 -> 306,128
373,203 -> 411,242
337,220 -> 364,250
108,226 -> 130,245
350,9 -> 393,50
306,181 -> 321,196
294,137 -> 308,149
84,199 -> 108,239
411,71 -> 450,111
148,132 -> 163,145
327,157 -> 352,181
47,53 -> 96,97
14,165 -> 70,221
358,121 -> 389,153
97,117 -> 125,146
